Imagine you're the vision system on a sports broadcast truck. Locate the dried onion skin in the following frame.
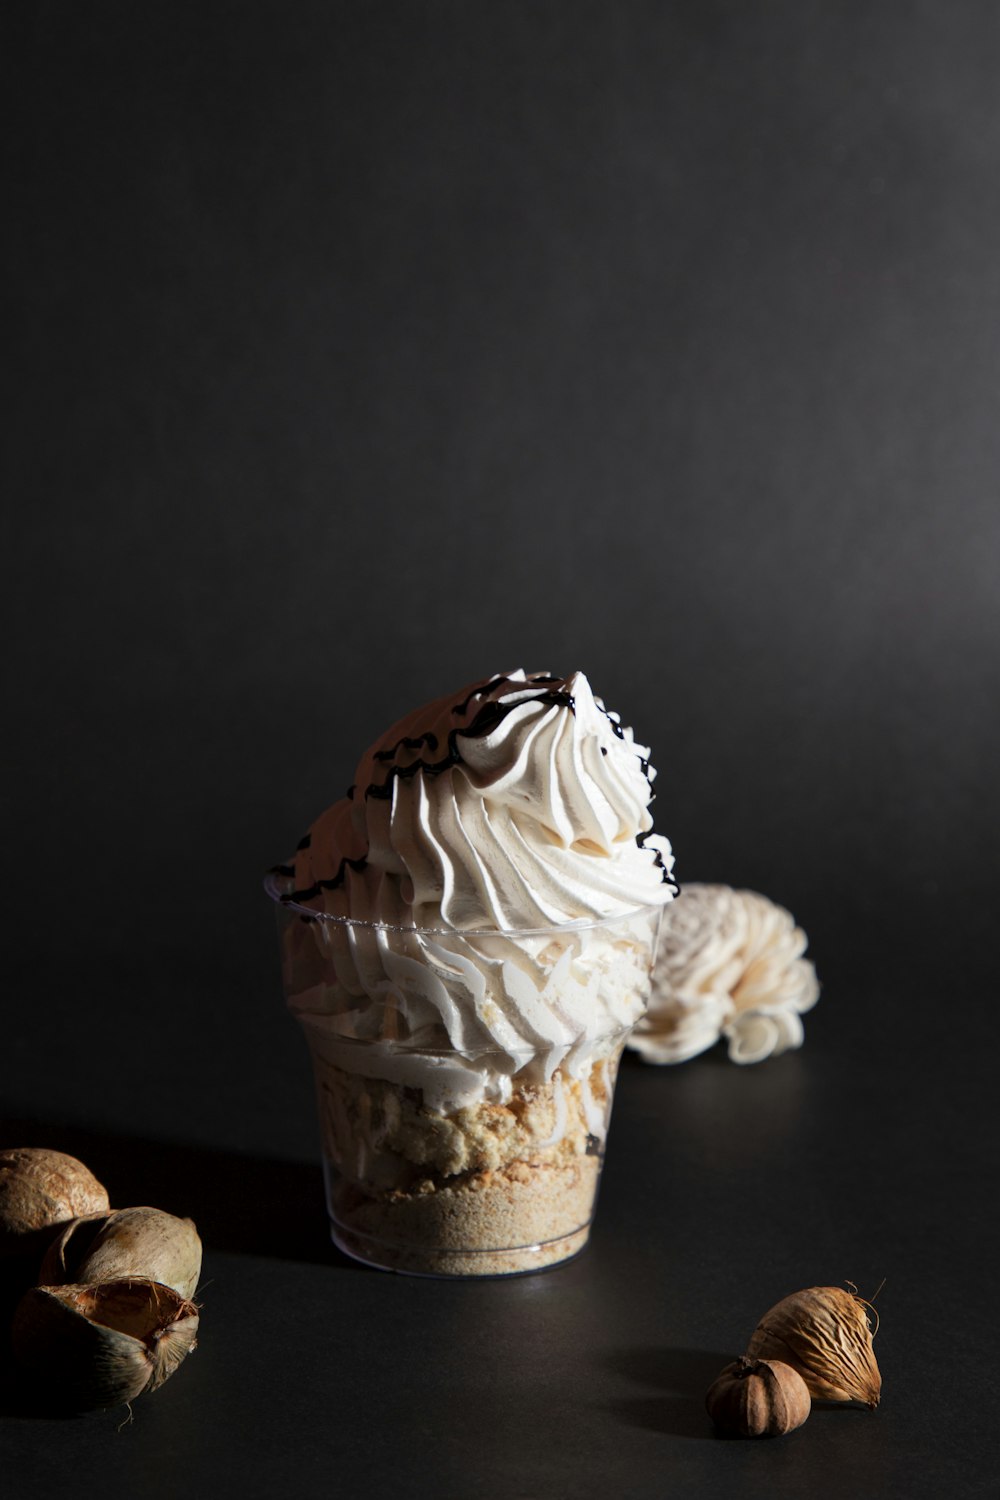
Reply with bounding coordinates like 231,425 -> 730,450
745,1285 -> 881,1409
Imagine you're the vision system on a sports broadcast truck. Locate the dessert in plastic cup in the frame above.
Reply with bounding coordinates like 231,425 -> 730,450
268,670 -> 677,1276
268,885 -> 663,1275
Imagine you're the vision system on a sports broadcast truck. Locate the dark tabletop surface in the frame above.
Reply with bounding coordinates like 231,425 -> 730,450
3,4 -> 998,1496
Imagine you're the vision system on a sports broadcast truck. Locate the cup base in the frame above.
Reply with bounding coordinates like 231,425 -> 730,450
330,1218 -> 592,1278
324,1152 -> 600,1277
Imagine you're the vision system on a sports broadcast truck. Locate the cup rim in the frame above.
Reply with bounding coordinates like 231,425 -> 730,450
263,870 -> 665,939
293,1020 -> 637,1057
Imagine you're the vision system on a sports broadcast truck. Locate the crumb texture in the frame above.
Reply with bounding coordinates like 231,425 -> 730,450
330,1156 -> 600,1275
311,1057 -> 618,1275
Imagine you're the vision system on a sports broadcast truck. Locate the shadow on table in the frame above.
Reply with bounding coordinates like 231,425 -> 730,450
0,1113 -> 369,1418
0,1114 -> 348,1269
603,1346 -> 734,1439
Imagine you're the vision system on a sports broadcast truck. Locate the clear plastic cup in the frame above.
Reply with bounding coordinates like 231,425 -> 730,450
266,874 -> 662,1277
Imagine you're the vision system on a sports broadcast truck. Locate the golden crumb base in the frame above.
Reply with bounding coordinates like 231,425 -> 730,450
329,1153 -> 601,1276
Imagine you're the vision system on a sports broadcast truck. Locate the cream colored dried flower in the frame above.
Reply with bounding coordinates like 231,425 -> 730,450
628,883 -> 819,1066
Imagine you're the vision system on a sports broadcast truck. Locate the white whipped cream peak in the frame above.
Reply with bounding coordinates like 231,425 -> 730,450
274,671 -> 674,1112
284,669 -> 676,931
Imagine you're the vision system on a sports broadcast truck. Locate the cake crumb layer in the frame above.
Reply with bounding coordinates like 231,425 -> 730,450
329,1154 -> 601,1275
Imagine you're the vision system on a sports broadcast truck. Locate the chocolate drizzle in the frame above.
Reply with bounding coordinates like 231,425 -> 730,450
373,732 -> 439,762
602,711 -> 652,779
268,829 -> 313,880
364,685 -> 575,803
450,672 -> 564,719
278,672 -> 674,903
280,855 -> 368,905
637,830 -> 680,892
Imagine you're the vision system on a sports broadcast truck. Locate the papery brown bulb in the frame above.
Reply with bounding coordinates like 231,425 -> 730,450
705,1356 -> 811,1438
12,1278 -> 199,1411
745,1285 -> 882,1408
40,1208 -> 202,1301
0,1149 -> 109,1255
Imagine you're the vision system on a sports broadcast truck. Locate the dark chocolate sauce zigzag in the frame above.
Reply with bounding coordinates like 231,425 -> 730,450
278,674 -> 673,903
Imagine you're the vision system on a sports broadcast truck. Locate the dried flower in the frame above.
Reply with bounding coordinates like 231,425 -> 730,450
745,1285 -> 882,1408
627,883 -> 819,1065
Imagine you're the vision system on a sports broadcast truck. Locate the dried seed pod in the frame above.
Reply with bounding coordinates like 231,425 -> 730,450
746,1285 -> 882,1408
40,1208 -> 202,1301
0,1149 -> 109,1256
705,1356 -> 811,1438
12,1279 -> 199,1411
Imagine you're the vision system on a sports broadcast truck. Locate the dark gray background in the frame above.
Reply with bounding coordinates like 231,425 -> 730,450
3,3 -> 997,1496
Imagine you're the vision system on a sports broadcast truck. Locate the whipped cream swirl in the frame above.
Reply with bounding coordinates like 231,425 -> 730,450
274,671 -> 675,1111
283,669 -> 674,929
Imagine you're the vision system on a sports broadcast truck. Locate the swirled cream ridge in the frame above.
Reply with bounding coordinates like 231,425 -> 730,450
274,671 -> 676,1111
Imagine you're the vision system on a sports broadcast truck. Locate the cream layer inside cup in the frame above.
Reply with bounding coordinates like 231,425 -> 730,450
275,669 -> 677,1122
288,912 -> 660,1115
